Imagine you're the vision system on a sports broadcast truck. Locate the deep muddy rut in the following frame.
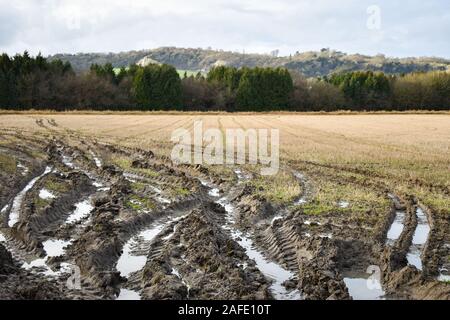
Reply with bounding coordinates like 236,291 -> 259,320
213,171 -> 301,300
0,130 -> 449,300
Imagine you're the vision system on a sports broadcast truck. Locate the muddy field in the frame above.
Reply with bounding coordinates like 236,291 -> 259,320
0,113 -> 449,300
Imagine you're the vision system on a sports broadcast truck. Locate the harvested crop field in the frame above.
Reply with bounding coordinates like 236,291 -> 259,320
0,112 -> 449,300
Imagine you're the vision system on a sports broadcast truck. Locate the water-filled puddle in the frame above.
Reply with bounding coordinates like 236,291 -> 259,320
8,166 -> 52,227
93,181 -> 110,192
208,188 -> 220,197
65,198 -> 94,224
386,209 -> 406,245
62,155 -> 77,169
172,267 -> 191,297
89,151 -> 102,168
304,220 -> 320,226
42,239 -> 71,257
343,272 -> 386,300
123,173 -> 171,204
1,204 -> 9,213
199,179 -> 220,197
406,207 -> 430,270
39,189 -> 56,200
234,168 -> 251,182
293,171 -> 308,205
21,239 -> 72,277
117,288 -> 140,300
161,216 -> 187,241
116,224 -> 165,278
148,185 -> 171,204
17,163 -> 29,175
123,172 -> 138,183
438,267 -> 450,282
21,258 -> 56,275
271,215 -> 283,226
338,201 -> 349,208
156,195 -> 171,204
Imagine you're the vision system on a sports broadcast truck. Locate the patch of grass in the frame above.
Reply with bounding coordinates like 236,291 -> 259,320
135,167 -> 159,178
30,150 -> 46,160
44,176 -> 69,194
301,203 -> 343,216
34,176 -> 69,210
315,178 -> 389,211
172,187 -> 190,197
111,155 -> 132,169
35,197 -> 51,210
131,182 -> 146,192
285,165 -> 390,222
125,194 -> 156,212
249,169 -> 301,204
111,155 -> 159,178
0,154 -> 17,173
411,190 -> 450,216
207,165 -> 236,182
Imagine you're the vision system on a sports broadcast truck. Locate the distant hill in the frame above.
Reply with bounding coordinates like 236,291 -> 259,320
48,47 -> 450,77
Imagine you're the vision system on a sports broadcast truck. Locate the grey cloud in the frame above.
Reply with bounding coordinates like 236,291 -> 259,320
0,5 -> 24,47
0,0 -> 448,58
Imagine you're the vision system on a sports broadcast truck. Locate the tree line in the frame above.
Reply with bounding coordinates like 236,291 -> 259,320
0,52 -> 448,111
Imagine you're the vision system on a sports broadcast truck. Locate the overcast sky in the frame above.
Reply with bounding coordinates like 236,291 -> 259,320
0,0 -> 449,58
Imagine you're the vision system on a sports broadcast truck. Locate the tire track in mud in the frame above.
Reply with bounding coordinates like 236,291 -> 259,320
380,194 -> 449,299
65,154 -> 188,297
218,197 -> 301,299
0,137 -> 128,298
220,165 -> 348,300
75,142 -> 217,299
251,168 -> 312,275
292,170 -> 313,206
112,155 -> 204,299
334,193 -> 406,300
1,129 -> 448,300
0,142 -> 113,298
6,166 -> 53,228
137,204 -> 272,300
0,166 -> 53,263
113,163 -> 264,299
249,167 -> 356,300
251,166 -> 412,300
109,167 -> 274,299
406,206 -> 431,271
199,169 -> 302,300
116,214 -> 189,300
382,195 -> 430,271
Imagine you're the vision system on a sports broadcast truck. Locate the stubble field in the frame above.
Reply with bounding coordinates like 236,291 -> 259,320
0,112 -> 449,300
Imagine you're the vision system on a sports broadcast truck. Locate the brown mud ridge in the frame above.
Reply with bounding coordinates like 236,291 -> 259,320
0,130 -> 449,300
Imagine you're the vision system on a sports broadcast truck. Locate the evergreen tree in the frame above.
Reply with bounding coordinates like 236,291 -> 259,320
0,54 -> 17,108
236,67 -> 293,110
90,63 -> 118,84
132,64 -> 182,110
